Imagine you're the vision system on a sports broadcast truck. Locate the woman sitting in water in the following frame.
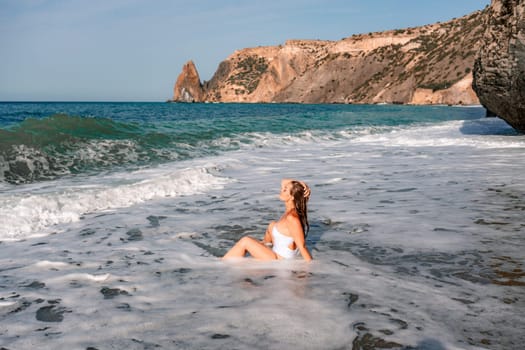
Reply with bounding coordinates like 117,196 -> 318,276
223,179 -> 313,261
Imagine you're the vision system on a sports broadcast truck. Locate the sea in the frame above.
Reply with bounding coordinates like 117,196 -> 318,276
0,102 -> 523,350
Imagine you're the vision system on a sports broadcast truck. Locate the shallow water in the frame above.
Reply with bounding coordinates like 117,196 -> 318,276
1,104 -> 524,349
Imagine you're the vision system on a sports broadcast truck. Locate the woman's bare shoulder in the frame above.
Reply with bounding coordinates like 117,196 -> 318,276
284,211 -> 301,224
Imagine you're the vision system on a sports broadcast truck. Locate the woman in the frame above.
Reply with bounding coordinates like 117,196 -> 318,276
222,179 -> 312,261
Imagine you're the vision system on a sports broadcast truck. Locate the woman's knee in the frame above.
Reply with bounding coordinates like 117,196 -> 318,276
239,236 -> 255,246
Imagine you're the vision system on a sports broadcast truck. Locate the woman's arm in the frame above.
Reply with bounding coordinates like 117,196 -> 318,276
261,222 -> 275,246
286,215 -> 312,262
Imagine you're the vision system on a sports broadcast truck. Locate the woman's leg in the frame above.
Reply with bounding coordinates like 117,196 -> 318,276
223,236 -> 277,260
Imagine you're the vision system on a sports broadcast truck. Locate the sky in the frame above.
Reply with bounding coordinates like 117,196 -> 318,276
0,0 -> 490,102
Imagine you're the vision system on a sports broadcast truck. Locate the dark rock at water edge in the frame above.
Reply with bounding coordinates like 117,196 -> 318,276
36,305 -> 68,322
22,281 -> 45,289
125,228 -> 143,241
352,333 -> 403,349
473,0 -> 525,133
343,292 -> 359,308
147,215 -> 166,227
100,287 -> 130,299
211,334 -> 230,339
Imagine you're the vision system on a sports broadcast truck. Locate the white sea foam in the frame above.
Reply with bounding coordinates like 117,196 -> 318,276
203,118 -> 523,156
0,117 -> 523,349
33,261 -> 70,269
354,118 -> 523,149
0,164 -> 230,240
46,273 -> 111,285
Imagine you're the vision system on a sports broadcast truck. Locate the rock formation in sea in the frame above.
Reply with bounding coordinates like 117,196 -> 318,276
473,0 -> 525,133
172,10 -> 487,105
172,61 -> 204,103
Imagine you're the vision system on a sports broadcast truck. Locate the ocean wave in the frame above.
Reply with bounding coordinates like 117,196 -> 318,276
200,125 -> 394,152
353,118 -> 524,149
0,114 -> 180,184
0,113 -> 385,184
0,166 -> 230,241
204,118 -> 523,152
2,112 -> 520,185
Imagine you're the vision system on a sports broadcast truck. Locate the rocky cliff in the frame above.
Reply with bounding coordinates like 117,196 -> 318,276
473,0 -> 525,133
172,61 -> 205,103
173,10 -> 487,105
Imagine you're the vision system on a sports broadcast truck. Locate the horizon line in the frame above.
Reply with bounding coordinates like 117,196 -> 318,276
0,100 -> 167,103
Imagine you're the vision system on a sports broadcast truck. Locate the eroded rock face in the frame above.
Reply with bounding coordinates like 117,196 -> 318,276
473,0 -> 525,133
172,61 -> 204,103
173,10 -> 487,105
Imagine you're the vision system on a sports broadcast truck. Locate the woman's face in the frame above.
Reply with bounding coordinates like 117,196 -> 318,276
279,180 -> 292,202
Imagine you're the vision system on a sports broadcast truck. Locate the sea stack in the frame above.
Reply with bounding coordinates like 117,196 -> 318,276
473,0 -> 525,133
172,60 -> 205,102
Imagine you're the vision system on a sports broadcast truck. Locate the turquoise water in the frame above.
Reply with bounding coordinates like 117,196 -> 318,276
1,102 -> 524,349
0,102 -> 489,184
